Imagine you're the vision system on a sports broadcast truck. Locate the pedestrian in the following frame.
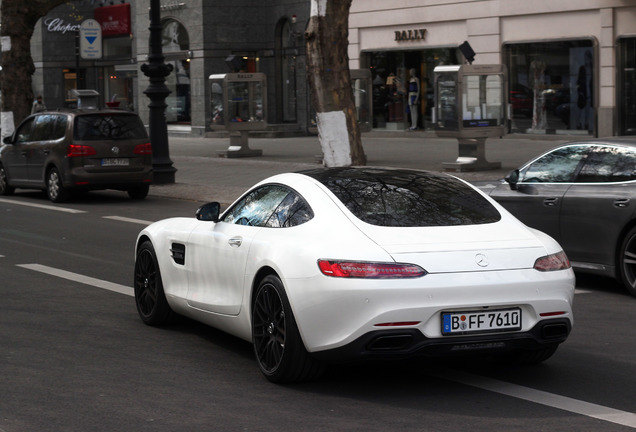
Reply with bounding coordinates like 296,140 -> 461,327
31,95 -> 47,114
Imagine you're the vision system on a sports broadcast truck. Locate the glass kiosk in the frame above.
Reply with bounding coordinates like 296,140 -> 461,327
209,73 -> 267,157
433,64 -> 507,171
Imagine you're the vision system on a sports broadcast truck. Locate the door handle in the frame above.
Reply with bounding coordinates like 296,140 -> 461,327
614,198 -> 630,208
228,237 -> 242,247
543,197 -> 559,206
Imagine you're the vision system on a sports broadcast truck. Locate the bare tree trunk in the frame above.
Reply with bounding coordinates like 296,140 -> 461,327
1,0 -> 68,136
305,0 -> 366,167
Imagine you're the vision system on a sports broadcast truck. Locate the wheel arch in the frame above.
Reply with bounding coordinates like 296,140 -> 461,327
250,266 -> 279,311
615,218 -> 636,279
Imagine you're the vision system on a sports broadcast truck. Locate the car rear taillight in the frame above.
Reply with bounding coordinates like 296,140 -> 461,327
318,260 -> 427,279
134,143 -> 152,155
67,144 -> 96,157
533,251 -> 571,272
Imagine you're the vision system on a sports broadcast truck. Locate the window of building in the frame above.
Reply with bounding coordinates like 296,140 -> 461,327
161,19 -> 191,124
618,38 -> 636,136
504,40 -> 595,136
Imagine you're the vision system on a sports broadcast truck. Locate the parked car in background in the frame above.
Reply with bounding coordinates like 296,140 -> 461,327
476,137 -> 636,296
134,167 -> 574,383
0,109 -> 152,202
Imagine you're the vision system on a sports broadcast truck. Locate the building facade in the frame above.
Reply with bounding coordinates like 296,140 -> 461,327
31,0 -> 312,137
348,0 -> 636,137
29,1 -> 636,138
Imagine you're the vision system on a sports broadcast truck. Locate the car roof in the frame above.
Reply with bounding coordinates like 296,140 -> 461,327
563,136 -> 636,148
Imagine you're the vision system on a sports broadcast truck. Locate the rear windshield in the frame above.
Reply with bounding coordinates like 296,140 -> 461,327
74,114 -> 148,140
301,168 -> 501,227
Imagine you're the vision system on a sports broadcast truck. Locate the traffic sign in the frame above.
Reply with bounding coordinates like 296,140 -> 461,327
79,19 -> 102,59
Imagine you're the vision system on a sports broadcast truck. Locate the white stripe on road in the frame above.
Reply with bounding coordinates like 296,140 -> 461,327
103,215 -> 153,225
0,197 -> 86,213
17,263 -> 133,297
15,263 -> 634,427
435,369 -> 636,428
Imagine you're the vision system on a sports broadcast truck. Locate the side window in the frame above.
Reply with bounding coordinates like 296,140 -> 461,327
576,146 -> 636,183
264,191 -> 314,227
15,117 -> 36,143
51,115 -> 68,140
222,185 -> 290,227
31,114 -> 55,141
520,145 -> 588,183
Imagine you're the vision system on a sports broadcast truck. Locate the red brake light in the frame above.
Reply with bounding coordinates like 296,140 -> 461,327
318,260 -> 427,279
534,251 -> 571,272
67,144 -> 96,157
134,143 -> 152,155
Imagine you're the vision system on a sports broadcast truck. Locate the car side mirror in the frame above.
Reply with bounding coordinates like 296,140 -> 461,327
505,169 -> 520,191
196,202 -> 221,222
3,136 -> 14,145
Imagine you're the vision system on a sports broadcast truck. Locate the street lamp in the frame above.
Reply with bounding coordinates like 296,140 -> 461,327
141,0 -> 177,184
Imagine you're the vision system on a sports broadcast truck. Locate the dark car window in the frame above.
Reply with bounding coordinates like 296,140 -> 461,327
575,145 -> 636,183
519,145 -> 588,183
222,185 -> 312,228
74,114 -> 148,140
15,117 -> 36,143
301,168 -> 500,227
30,114 -> 66,141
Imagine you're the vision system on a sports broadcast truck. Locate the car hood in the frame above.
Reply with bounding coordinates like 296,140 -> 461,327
352,218 -> 548,273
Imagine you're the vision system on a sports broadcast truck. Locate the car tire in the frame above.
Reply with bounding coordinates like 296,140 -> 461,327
0,165 -> 14,196
252,275 -> 324,383
134,240 -> 175,326
128,184 -> 150,200
47,167 -> 70,203
619,226 -> 636,296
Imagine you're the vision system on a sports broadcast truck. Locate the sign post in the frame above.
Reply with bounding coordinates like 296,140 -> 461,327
79,19 -> 102,60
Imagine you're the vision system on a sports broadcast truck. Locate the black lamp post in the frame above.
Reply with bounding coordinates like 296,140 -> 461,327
141,0 -> 176,184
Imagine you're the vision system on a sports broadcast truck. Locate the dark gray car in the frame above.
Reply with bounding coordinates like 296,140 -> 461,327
476,137 -> 636,296
0,110 -> 152,202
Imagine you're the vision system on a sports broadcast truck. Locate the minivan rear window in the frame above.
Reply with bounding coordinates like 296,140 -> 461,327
74,114 -> 148,140
301,167 -> 501,227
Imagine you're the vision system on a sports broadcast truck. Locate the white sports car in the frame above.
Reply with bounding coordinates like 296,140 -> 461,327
134,167 -> 575,383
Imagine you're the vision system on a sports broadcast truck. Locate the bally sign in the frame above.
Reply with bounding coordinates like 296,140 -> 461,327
395,29 -> 427,42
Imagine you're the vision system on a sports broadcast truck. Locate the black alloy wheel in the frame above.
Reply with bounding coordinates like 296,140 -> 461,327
134,241 -> 174,325
252,275 -> 324,383
47,167 -> 70,203
619,226 -> 636,297
0,165 -> 14,195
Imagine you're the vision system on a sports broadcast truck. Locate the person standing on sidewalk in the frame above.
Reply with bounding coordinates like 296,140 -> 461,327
31,95 -> 47,114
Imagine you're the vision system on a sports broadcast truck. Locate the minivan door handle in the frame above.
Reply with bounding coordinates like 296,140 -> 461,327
614,198 -> 630,208
543,197 -> 559,206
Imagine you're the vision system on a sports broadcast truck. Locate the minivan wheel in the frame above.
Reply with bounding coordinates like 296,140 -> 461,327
0,165 -> 14,195
47,168 -> 70,203
128,184 -> 150,200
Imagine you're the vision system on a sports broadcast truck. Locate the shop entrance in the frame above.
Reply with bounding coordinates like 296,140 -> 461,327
361,48 -> 460,131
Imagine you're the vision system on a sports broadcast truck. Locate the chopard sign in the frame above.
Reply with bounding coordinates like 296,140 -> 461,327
44,18 -> 81,34
395,29 -> 427,42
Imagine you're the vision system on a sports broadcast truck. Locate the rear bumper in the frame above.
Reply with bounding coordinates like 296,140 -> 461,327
311,317 -> 572,363
65,166 -> 152,190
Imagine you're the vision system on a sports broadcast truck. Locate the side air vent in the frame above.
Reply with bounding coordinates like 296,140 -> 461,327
170,243 -> 186,265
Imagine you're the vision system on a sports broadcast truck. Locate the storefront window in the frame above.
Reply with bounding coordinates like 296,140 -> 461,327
362,49 -> 460,131
162,19 -> 191,124
618,38 -> 636,135
504,40 -> 595,135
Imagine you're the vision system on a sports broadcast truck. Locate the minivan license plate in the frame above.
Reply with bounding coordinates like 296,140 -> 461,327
442,308 -> 521,335
101,158 -> 129,167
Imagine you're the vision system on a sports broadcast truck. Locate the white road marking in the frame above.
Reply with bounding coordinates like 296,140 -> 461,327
435,369 -> 636,428
0,197 -> 86,213
17,263 -> 133,297
103,215 -> 153,225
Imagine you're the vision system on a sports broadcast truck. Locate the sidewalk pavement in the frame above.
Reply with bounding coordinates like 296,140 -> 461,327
149,131 -> 571,205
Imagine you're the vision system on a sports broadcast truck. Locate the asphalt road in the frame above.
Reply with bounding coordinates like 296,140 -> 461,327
2,191 -> 636,432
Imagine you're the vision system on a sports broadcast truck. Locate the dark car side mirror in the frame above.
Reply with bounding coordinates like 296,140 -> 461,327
196,202 -> 221,222
505,169 -> 520,191
3,136 -> 14,145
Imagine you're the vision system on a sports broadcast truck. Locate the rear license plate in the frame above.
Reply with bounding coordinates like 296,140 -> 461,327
101,158 -> 129,167
442,308 -> 521,335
